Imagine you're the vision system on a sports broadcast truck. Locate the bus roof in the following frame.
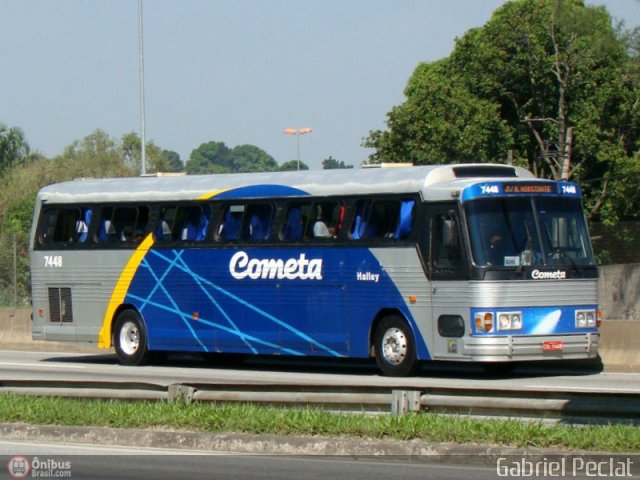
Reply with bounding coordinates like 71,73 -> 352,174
36,163 -> 538,204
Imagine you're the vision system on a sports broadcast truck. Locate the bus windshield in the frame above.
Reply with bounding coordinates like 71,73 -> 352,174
465,197 -> 595,268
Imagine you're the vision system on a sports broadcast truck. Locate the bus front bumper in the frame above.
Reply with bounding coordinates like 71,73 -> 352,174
462,333 -> 599,362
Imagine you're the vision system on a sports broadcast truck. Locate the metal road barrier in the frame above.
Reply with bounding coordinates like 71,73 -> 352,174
0,379 -> 639,424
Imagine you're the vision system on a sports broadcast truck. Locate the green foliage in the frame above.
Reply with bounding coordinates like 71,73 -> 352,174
120,132 -> 184,174
186,141 -> 278,174
322,156 -> 354,169
229,144 -> 279,172
160,149 -> 184,172
0,123 -> 31,175
364,60 -> 513,165
279,160 -> 309,171
0,129 -> 137,305
186,141 -> 230,174
365,0 -> 640,222
60,130 -> 136,179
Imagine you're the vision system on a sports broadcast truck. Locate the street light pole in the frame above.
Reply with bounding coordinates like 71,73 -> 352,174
138,0 -> 147,175
283,127 -> 312,170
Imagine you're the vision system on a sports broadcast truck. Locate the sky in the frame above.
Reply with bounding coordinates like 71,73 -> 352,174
1,1 -> 639,171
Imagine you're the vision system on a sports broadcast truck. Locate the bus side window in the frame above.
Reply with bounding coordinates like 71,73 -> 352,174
156,206 -> 177,241
39,208 -> 83,245
216,204 -> 244,242
116,207 -> 147,243
98,206 -> 149,244
76,208 -> 92,243
244,204 -> 273,241
432,214 -> 463,271
179,205 -> 210,242
38,209 -> 58,245
309,201 -> 343,239
351,200 -> 370,240
281,204 -> 304,242
350,199 -> 413,240
394,200 -> 415,240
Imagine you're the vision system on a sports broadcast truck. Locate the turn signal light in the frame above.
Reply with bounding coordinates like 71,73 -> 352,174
475,312 -> 494,332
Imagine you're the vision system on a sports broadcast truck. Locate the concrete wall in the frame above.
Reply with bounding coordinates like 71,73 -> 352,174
0,308 -> 103,354
596,264 -> 640,371
598,264 -> 640,321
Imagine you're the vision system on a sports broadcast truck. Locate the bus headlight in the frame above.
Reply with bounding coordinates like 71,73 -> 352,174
496,311 -> 523,331
575,309 -> 597,329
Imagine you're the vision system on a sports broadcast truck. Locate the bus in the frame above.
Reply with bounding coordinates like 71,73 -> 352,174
29,164 -> 599,376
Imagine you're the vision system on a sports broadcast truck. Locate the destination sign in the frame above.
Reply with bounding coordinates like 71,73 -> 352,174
461,181 -> 581,202
503,183 -> 555,194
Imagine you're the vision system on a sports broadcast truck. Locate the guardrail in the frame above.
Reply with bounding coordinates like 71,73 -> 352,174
1,379 -> 639,425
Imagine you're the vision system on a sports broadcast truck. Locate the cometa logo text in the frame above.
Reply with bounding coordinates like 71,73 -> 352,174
229,251 -> 323,280
531,269 -> 567,280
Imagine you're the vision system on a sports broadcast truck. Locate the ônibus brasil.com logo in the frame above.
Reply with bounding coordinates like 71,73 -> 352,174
7,455 -> 72,478
7,456 -> 30,479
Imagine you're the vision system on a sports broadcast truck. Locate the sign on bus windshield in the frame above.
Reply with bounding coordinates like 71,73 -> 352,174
462,181 -> 580,202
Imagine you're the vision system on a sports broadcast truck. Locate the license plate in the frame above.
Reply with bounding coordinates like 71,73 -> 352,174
543,340 -> 564,351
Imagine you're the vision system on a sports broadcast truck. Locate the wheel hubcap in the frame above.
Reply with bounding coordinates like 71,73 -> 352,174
119,321 -> 139,356
381,327 -> 407,365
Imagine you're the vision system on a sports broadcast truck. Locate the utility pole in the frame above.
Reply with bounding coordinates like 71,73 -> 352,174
12,233 -> 17,316
138,0 -> 147,175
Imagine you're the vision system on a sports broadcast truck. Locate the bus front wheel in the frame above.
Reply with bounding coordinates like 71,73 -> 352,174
374,315 -> 418,377
114,310 -> 152,366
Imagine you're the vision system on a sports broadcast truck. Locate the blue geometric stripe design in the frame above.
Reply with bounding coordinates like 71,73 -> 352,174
126,248 -> 343,357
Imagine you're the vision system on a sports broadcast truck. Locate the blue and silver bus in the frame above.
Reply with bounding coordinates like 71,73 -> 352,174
29,164 -> 599,376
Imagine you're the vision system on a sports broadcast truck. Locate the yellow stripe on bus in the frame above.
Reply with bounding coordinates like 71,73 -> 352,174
97,233 -> 155,348
98,188 -> 230,347
197,188 -> 230,200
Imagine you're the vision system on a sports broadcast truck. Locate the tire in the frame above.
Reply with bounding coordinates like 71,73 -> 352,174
113,310 -> 152,366
374,315 -> 418,377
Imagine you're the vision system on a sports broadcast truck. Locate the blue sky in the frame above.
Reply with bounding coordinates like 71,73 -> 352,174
1,1 -> 638,170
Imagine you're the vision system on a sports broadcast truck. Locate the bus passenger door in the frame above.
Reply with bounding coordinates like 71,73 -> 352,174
427,207 -> 469,360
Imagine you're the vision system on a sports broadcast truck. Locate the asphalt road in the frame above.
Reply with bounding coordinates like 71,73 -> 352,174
0,440 -> 504,480
0,349 -> 638,394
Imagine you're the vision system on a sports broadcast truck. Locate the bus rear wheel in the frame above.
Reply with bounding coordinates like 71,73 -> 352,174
374,315 -> 418,377
114,310 -> 152,366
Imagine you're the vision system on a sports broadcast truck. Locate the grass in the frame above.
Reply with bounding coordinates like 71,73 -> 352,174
0,393 -> 638,452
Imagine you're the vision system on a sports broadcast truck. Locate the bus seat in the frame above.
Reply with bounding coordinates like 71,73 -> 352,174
99,219 -> 117,243
394,200 -> 415,239
76,209 -> 92,243
283,207 -> 302,241
196,206 -> 210,241
220,210 -> 240,241
156,220 -> 171,241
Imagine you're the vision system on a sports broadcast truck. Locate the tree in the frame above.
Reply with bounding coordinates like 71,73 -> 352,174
364,0 -> 640,222
160,150 -> 184,172
228,145 -> 279,172
120,132 -> 183,174
0,123 -> 31,175
322,156 -> 354,169
279,160 -> 309,171
186,141 -> 278,174
0,129 -> 136,305
186,141 -> 231,174
61,130 -> 135,179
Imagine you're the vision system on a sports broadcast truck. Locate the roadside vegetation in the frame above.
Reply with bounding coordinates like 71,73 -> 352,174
0,394 -> 637,453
